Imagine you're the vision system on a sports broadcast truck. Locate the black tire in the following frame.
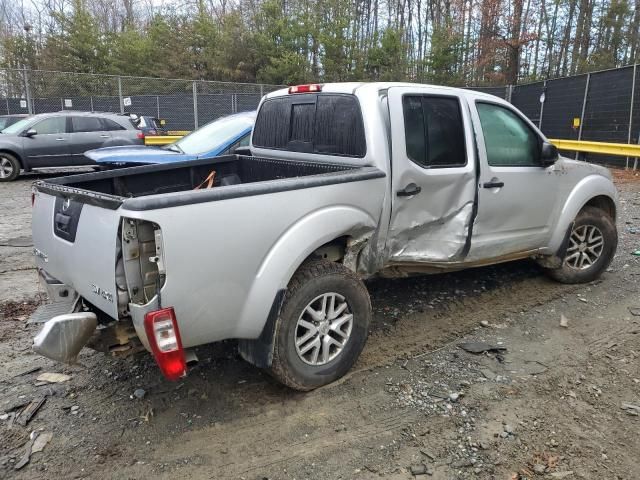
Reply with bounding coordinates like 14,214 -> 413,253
268,259 -> 372,391
545,206 -> 617,284
0,152 -> 20,182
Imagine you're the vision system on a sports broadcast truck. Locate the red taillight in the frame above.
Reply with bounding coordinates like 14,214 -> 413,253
144,307 -> 186,381
288,84 -> 322,94
136,132 -> 145,139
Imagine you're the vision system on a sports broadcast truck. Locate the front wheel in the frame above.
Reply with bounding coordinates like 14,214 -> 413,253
0,153 -> 20,182
268,259 -> 372,391
545,206 -> 617,284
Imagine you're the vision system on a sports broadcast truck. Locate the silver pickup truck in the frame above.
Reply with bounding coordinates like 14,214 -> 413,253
30,82 -> 618,390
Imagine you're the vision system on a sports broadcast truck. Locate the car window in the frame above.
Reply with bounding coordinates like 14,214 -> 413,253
0,118 -> 9,130
101,118 -> 126,131
32,117 -> 66,135
403,95 -> 466,168
71,116 -> 104,133
175,114 -> 254,155
476,102 -> 540,167
253,94 -> 366,157
1,117 -> 32,134
238,134 -> 250,147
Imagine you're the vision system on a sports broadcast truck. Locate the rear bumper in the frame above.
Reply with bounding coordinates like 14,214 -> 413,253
33,311 -> 98,363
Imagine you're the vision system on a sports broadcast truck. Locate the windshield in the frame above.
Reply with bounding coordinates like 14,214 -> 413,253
173,114 -> 254,155
1,117 -> 33,135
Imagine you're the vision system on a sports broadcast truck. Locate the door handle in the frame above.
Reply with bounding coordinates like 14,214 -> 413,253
55,138 -> 66,141
483,181 -> 504,189
397,183 -> 422,197
100,135 -> 110,138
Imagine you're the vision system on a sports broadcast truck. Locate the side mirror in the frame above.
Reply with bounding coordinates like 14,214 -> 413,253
24,128 -> 37,137
540,141 -> 558,167
234,146 -> 251,156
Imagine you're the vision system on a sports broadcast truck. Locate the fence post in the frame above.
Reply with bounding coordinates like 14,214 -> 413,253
156,96 -> 160,119
5,97 -> 9,115
260,84 -> 264,97
506,85 -> 513,103
90,96 -> 94,112
118,76 -> 124,114
576,73 -> 591,160
627,64 -> 637,169
538,80 -> 547,129
192,81 -> 199,130
22,68 -> 33,114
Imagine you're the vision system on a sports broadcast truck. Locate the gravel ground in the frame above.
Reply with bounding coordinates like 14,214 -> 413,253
0,169 -> 639,479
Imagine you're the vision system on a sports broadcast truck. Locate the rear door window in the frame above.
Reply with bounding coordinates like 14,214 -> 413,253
71,116 -> 104,133
253,94 -> 366,157
402,95 -> 466,168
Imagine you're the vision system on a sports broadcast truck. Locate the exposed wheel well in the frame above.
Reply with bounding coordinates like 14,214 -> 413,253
582,195 -> 616,220
310,236 -> 349,262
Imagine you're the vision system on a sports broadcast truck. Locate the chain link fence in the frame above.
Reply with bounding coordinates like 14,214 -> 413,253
2,66 -> 639,167
0,68 -> 283,131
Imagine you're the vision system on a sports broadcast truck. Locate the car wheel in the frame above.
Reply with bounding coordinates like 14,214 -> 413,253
0,153 -> 20,182
268,259 -> 372,391
545,206 -> 617,284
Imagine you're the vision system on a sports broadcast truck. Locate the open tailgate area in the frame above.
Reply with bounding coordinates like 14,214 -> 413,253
32,191 -> 121,319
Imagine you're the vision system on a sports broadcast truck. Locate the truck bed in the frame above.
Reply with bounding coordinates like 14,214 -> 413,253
34,155 -> 384,211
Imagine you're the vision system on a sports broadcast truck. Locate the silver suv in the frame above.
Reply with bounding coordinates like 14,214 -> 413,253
0,111 -> 144,181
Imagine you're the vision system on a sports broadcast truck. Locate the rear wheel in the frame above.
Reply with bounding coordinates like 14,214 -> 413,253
268,259 -> 371,391
545,206 -> 617,284
0,153 -> 20,182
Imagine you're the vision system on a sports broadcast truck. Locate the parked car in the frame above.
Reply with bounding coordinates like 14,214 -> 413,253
30,83 -> 618,391
0,114 -> 30,130
128,114 -> 168,136
85,111 -> 255,168
0,111 -> 145,181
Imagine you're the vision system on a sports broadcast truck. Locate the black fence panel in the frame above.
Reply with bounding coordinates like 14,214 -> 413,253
197,94 -> 234,127
236,93 -> 262,113
158,94 -> 195,131
91,96 -> 121,113
510,82 -> 543,124
582,66 -> 634,143
541,75 -> 587,140
631,66 -> 640,146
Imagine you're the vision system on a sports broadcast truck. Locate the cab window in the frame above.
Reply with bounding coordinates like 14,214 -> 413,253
476,102 -> 540,167
402,95 -> 466,168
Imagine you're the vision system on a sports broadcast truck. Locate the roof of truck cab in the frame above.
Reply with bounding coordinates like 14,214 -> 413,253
265,82 -> 507,103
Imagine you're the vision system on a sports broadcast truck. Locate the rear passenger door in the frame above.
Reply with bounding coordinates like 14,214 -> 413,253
386,86 -> 477,264
69,116 -> 111,164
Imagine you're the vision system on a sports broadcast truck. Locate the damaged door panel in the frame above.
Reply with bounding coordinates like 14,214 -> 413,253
385,87 -> 477,264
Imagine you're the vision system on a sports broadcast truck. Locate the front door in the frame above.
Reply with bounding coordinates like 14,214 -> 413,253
386,86 -> 477,265
22,116 -> 71,168
467,100 -> 560,261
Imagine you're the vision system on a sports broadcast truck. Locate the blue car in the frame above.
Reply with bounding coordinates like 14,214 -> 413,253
86,111 -> 255,167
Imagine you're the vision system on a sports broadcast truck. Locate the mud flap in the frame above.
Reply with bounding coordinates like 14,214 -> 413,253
237,289 -> 286,368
